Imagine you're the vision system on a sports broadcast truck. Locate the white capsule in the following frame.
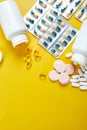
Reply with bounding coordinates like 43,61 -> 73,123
65,52 -> 72,58
80,86 -> 87,91
71,83 -> 79,87
0,51 -> 3,63
78,69 -> 84,76
81,66 -> 86,72
79,82 -> 87,86
84,73 -> 87,78
70,79 -> 79,83
72,75 -> 80,79
79,78 -> 87,82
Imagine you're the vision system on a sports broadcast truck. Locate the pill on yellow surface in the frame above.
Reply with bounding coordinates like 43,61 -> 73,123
0,51 -> 3,63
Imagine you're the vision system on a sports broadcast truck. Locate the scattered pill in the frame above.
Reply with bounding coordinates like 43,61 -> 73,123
78,69 -> 84,76
49,70 -> 59,81
72,83 -> 79,87
65,52 -> 72,58
72,75 -> 80,79
81,66 -> 86,72
70,79 -> 79,83
54,60 -> 66,73
58,73 -> 70,85
65,64 -> 74,75
39,73 -> 47,79
79,82 -> 87,86
0,52 -> 3,63
79,78 -> 87,82
80,86 -> 87,90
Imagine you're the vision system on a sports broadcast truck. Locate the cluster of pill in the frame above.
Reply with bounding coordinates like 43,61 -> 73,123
49,60 -> 74,85
24,47 -> 41,70
24,0 -> 49,31
70,66 -> 87,90
76,1 -> 87,22
46,0 -> 84,19
32,7 -> 59,38
39,16 -> 78,58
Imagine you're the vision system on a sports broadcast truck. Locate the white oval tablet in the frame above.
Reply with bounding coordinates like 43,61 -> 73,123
49,70 -> 59,82
72,75 -> 80,79
79,78 -> 87,82
71,83 -> 79,87
70,79 -> 79,83
79,82 -> 87,86
80,86 -> 87,91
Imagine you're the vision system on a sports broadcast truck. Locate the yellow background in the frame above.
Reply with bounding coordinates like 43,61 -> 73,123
0,0 -> 87,130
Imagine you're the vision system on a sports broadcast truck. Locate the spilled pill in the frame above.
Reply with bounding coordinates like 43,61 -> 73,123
65,64 -> 74,75
79,82 -> 87,86
72,75 -> 80,79
72,83 -> 79,87
54,60 -> 66,73
80,86 -> 87,91
49,70 -> 59,81
79,78 -> 87,82
58,73 -> 70,85
70,79 -> 79,83
0,51 -> 3,63
78,69 -> 84,76
65,52 -> 72,58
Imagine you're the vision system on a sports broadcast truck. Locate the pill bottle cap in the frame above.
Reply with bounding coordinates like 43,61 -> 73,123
71,53 -> 87,66
11,34 -> 28,47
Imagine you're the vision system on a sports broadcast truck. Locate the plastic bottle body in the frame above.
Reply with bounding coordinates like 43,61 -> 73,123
72,20 -> 87,66
0,0 -> 28,47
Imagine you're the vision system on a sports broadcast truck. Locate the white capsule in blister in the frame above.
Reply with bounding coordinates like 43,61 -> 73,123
72,75 -> 80,79
72,83 -> 79,87
80,86 -> 87,91
84,73 -> 87,78
79,78 -> 87,82
79,82 -> 87,86
70,79 -> 78,83
78,69 -> 84,76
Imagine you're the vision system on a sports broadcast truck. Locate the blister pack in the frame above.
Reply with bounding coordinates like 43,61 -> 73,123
38,16 -> 78,58
32,7 -> 59,38
53,0 -> 84,19
24,0 -> 50,31
76,1 -> 87,22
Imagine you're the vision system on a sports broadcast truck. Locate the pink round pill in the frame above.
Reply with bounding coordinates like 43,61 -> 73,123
49,70 -> 59,82
65,64 -> 74,75
54,60 -> 66,73
58,73 -> 70,85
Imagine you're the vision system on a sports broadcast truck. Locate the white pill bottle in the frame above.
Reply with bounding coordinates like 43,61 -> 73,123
0,0 -> 28,47
72,20 -> 87,66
